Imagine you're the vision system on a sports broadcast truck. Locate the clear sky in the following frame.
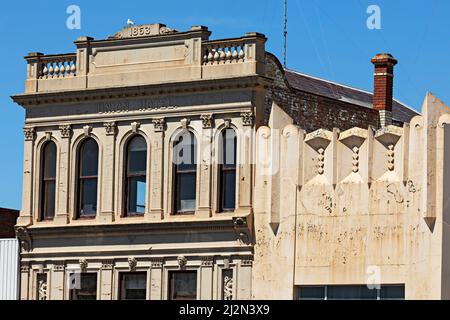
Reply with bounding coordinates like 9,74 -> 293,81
0,0 -> 449,210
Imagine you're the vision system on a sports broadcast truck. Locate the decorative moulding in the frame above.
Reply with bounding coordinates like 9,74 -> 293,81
200,114 -> 214,129
83,125 -> 93,137
131,122 -> 140,133
374,125 -> 403,147
152,118 -> 166,132
305,128 -> 333,149
103,122 -> 117,136
339,127 -> 368,149
59,125 -> 72,139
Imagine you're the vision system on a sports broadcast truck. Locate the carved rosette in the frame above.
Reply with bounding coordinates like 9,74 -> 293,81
387,145 -> 395,171
59,124 -> 72,139
152,118 -> 166,132
103,122 -> 117,136
317,148 -> 325,175
200,114 -> 214,129
23,127 -> 36,141
240,112 -> 254,127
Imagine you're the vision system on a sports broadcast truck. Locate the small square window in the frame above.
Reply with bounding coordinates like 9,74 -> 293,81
119,272 -> 147,300
169,271 -> 197,300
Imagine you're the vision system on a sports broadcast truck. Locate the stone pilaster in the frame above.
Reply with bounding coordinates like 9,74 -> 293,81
150,258 -> 164,300
148,119 -> 165,220
99,122 -> 117,223
197,124 -> 213,218
200,257 -> 214,300
54,125 -> 72,225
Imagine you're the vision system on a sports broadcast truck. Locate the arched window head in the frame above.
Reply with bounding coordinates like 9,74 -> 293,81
40,141 -> 57,220
218,129 -> 237,212
125,136 -> 147,216
173,131 -> 197,214
77,138 -> 99,218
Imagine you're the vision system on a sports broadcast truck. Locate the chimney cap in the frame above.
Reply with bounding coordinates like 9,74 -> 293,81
371,53 -> 398,65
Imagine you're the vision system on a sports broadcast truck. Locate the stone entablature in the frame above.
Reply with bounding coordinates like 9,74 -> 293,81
22,24 -> 266,94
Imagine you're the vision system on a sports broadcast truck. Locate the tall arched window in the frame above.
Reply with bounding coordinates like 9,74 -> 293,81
173,131 -> 197,214
218,129 -> 237,212
77,138 -> 99,218
40,141 -> 57,220
125,136 -> 147,216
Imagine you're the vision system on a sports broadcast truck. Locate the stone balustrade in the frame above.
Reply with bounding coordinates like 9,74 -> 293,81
202,40 -> 246,65
39,54 -> 77,79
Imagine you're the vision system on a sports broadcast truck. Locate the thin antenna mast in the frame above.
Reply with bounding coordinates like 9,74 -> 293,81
283,0 -> 288,68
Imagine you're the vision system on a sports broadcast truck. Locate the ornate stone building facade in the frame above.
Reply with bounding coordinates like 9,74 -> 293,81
12,23 -> 450,300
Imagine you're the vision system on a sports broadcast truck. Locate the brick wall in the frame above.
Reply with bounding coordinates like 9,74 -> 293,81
263,55 -> 380,132
0,208 -> 19,238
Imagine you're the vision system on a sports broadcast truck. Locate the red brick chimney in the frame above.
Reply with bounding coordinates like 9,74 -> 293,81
371,53 -> 398,127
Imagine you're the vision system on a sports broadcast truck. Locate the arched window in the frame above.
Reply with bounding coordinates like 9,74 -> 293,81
173,131 -> 197,214
77,138 -> 99,218
218,129 -> 237,212
40,141 -> 57,220
124,136 -> 147,216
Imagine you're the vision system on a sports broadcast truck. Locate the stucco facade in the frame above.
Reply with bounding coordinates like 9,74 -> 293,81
12,23 -> 450,300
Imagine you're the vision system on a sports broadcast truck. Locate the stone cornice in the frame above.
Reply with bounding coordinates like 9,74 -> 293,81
12,76 -> 271,108
23,214 -> 252,240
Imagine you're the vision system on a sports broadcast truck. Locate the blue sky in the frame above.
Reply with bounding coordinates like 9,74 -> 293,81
0,0 -> 449,210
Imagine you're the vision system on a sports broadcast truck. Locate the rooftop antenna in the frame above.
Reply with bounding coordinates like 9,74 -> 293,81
283,0 -> 288,68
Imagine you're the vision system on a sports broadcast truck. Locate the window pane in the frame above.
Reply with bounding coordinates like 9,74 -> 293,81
120,273 -> 147,300
43,142 -> 57,179
380,285 -> 405,300
174,131 -> 197,170
297,286 -> 326,300
80,179 -> 97,216
128,136 -> 147,173
222,129 -> 237,167
128,176 -> 146,214
43,181 -> 56,219
177,173 -> 196,212
80,139 -> 98,177
222,171 -> 236,210
70,274 -> 97,300
327,285 -> 377,300
170,272 -> 197,300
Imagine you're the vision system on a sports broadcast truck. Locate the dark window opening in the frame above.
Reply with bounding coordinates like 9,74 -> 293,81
296,284 -> 405,300
125,136 -> 147,216
70,273 -> 97,300
169,271 -> 197,300
40,142 -> 57,220
218,129 -> 237,212
77,139 -> 99,218
173,131 -> 197,214
119,272 -> 147,300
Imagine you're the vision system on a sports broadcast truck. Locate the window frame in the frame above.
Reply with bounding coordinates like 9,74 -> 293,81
218,129 -> 237,213
69,273 -> 98,300
172,131 -> 197,215
40,141 -> 57,221
168,270 -> 198,301
118,272 -> 147,300
76,138 -> 99,219
123,135 -> 148,217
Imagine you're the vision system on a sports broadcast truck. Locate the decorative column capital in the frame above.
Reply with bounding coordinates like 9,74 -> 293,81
150,257 -> 164,268
103,121 -> 117,136
53,261 -> 65,271
152,118 -> 166,132
20,262 -> 30,273
23,127 -> 36,141
59,125 -> 72,139
101,259 -> 114,270
200,114 -> 214,129
201,256 -> 214,267
240,112 -> 254,127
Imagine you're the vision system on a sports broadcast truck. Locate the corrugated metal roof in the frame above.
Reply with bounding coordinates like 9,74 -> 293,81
0,239 -> 19,300
284,69 -> 419,124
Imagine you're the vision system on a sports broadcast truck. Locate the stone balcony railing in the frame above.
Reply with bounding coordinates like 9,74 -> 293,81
23,25 -> 267,94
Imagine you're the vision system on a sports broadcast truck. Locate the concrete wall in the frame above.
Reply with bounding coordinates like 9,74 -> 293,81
253,93 -> 450,300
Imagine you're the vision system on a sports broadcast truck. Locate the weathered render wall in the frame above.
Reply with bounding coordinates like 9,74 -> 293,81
253,93 -> 450,300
